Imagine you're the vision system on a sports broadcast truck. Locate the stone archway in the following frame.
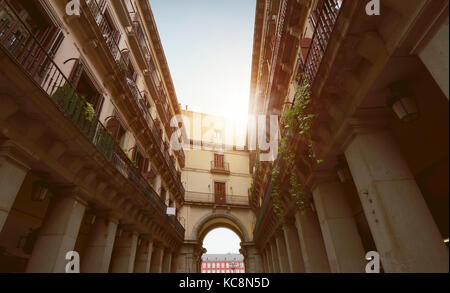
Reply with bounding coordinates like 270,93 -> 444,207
191,212 -> 251,243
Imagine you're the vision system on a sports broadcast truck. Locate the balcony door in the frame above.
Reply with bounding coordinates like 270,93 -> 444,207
214,154 -> 224,169
214,182 -> 226,204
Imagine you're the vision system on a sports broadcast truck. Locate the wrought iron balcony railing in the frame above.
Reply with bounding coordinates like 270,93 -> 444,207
0,0 -> 114,161
130,14 -> 153,69
83,0 -> 184,196
297,0 -> 341,86
0,0 -> 184,239
210,161 -> 230,174
185,191 -> 249,206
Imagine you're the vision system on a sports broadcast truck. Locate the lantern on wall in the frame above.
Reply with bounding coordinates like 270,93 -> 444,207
386,81 -> 419,122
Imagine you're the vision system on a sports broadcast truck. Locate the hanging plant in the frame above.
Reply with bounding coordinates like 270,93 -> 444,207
270,79 -> 318,219
82,99 -> 96,122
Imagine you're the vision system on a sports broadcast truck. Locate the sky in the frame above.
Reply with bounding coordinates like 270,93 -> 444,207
150,0 -> 255,256
202,228 -> 241,254
150,0 -> 256,122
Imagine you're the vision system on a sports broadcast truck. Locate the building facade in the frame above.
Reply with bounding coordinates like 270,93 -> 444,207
201,254 -> 245,274
249,0 -> 449,273
174,110 -> 259,273
0,0 -> 185,273
0,0 -> 448,274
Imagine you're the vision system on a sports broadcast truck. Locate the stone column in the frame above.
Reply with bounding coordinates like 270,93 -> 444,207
110,229 -> 139,273
162,249 -> 173,273
264,248 -> 272,273
26,190 -> 87,273
269,239 -> 280,273
172,241 -> 203,273
418,18 -> 449,99
0,141 -> 30,232
345,129 -> 449,272
150,244 -> 165,273
134,237 -> 153,273
241,242 -> 263,273
294,209 -> 330,272
275,231 -> 290,273
283,219 -> 305,273
81,211 -> 119,273
312,176 -> 366,273
261,249 -> 269,273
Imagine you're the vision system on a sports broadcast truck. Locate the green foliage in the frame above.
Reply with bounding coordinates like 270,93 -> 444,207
121,146 -> 137,166
83,101 -> 95,122
271,81 -> 317,219
51,83 -> 96,122
119,60 -> 129,73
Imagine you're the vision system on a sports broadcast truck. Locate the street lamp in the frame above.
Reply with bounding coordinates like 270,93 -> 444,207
386,81 -> 419,122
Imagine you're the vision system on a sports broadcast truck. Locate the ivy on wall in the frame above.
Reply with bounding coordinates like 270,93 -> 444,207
271,79 -> 319,220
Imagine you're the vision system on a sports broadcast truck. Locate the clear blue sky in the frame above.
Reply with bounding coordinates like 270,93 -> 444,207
150,0 -> 256,121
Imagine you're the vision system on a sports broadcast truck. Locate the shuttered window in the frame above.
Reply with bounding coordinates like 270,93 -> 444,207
214,154 -> 224,169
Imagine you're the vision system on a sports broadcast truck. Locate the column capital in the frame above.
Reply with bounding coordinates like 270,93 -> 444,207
119,224 -> 140,236
310,170 -> 339,191
94,209 -> 121,224
52,186 -> 90,207
340,111 -> 391,150
139,233 -> 154,242
0,139 -> 31,172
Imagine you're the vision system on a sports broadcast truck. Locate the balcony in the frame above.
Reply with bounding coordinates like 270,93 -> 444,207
127,14 -> 152,71
0,1 -> 114,161
185,192 -> 249,207
110,0 -> 132,27
297,0 -> 341,87
210,161 -> 230,175
81,0 -> 184,198
0,0 -> 185,239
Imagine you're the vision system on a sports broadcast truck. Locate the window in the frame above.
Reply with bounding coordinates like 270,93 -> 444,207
202,263 -> 206,268
214,153 -> 225,169
207,263 -> 210,268
240,263 -> 244,268
69,63 -> 104,116
105,116 -> 126,145
222,270 -> 225,273
212,263 -> 215,268
3,0 -> 64,80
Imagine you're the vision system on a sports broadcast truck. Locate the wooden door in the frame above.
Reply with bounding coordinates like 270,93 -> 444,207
214,182 -> 226,204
